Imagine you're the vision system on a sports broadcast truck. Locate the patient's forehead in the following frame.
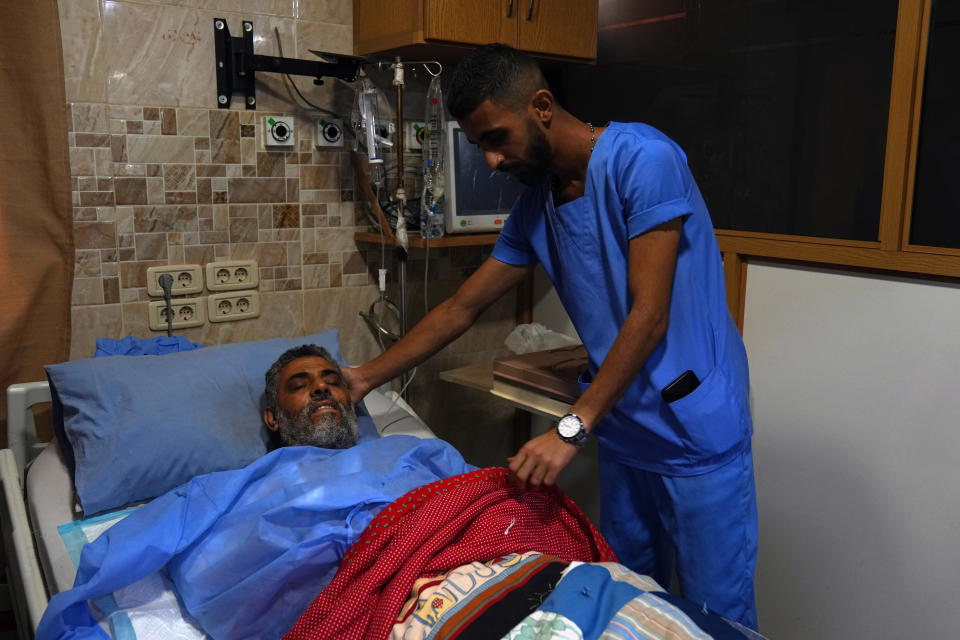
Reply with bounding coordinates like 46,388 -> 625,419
278,356 -> 339,382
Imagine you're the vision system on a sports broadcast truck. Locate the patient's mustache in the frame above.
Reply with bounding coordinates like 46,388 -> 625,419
307,392 -> 349,416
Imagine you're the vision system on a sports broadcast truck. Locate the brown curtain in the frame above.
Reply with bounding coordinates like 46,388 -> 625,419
0,0 -> 74,446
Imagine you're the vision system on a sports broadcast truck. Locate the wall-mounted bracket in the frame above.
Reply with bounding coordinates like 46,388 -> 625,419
213,18 -> 364,109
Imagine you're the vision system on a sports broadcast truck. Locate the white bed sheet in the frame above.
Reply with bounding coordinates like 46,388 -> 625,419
25,388 -> 436,598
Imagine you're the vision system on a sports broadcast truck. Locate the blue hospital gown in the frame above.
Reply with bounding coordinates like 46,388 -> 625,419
37,436 -> 475,640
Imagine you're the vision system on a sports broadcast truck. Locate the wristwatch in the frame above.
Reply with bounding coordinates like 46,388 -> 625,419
556,413 -> 588,447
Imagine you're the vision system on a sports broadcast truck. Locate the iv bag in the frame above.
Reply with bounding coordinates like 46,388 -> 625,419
423,75 -> 445,176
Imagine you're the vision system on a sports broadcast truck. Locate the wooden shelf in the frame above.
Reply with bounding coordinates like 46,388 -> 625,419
351,153 -> 499,250
355,231 -> 500,249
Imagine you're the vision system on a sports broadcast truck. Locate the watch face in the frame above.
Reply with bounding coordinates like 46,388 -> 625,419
558,416 -> 581,438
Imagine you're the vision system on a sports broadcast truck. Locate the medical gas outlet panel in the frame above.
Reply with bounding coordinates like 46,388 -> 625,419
264,116 -> 295,149
315,118 -> 344,148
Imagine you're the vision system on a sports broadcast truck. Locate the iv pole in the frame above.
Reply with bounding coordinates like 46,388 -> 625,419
391,58 -> 411,400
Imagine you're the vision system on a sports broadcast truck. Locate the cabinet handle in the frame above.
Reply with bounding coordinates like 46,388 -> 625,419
526,0 -> 535,20
506,0 -> 514,17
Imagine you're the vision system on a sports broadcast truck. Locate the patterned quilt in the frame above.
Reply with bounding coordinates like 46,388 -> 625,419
393,556 -> 765,640
286,468 -> 765,640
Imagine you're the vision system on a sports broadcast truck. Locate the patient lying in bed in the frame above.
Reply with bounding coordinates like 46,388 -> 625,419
37,344 -> 763,640
38,344 -> 477,638
262,344 -> 363,451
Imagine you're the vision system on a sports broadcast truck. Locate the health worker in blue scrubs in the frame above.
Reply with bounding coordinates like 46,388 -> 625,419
344,43 -> 758,629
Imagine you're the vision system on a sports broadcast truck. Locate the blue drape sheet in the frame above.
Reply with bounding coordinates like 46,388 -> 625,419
94,336 -> 204,357
37,436 -> 475,640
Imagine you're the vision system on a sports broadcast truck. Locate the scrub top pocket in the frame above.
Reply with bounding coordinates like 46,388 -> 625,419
665,366 -> 748,459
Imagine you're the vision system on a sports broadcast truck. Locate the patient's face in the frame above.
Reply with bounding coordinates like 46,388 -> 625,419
268,356 -> 359,449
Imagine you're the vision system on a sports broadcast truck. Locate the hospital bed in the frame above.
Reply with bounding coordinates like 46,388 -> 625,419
0,335 -> 437,639
2,334 -> 765,640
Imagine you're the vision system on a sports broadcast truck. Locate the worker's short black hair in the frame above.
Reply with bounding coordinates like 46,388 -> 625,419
446,43 -> 550,119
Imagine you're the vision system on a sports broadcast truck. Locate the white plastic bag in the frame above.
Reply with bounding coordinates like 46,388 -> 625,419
504,322 -> 580,354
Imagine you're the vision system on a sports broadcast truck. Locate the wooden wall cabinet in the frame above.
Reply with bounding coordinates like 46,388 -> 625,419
354,0 -> 598,61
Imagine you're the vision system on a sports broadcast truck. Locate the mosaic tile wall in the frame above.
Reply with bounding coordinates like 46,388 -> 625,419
71,104 -> 347,300
60,0 -> 518,463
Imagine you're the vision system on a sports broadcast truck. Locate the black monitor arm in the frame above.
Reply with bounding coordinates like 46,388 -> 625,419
213,18 -> 365,109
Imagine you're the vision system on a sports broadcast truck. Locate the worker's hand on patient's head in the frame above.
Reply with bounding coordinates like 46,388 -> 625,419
341,366 -> 371,405
507,431 -> 578,490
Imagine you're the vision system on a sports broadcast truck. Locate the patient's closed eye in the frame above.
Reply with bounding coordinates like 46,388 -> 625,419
286,376 -> 309,391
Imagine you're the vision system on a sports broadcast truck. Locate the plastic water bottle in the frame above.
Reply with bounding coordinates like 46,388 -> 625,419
420,161 -> 445,238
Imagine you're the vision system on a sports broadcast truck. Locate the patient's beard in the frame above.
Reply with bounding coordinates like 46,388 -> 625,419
274,393 -> 359,449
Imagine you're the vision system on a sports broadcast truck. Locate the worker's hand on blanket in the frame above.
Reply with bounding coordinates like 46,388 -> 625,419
507,430 -> 579,489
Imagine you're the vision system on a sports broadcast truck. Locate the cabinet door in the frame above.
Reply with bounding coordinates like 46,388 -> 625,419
424,0 -> 516,47
355,0 -> 424,54
518,0 -> 597,59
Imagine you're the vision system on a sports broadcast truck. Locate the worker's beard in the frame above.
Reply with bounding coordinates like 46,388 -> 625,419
274,392 -> 359,449
501,119 -> 553,186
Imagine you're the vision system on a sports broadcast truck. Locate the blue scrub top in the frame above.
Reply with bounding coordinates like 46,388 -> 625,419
492,122 -> 752,475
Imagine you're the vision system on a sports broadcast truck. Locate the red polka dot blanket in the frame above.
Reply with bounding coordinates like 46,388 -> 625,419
284,467 -> 616,640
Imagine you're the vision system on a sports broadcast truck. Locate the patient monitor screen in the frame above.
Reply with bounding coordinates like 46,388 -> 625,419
451,126 -> 526,216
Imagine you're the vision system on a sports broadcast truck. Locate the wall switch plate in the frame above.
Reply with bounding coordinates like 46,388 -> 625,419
148,297 -> 206,331
146,264 -> 204,297
208,291 -> 260,323
263,115 -> 295,148
405,121 -> 425,150
205,260 -> 259,292
315,117 -> 344,147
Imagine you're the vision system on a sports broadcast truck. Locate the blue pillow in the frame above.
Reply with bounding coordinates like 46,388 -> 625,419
45,331 -> 378,515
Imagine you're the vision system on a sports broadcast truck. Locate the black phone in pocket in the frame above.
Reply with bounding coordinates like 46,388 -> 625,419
661,370 -> 700,403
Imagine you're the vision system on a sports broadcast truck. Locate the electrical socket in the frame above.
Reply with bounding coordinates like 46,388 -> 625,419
148,297 -> 206,331
205,260 -> 259,292
146,264 -> 204,297
208,291 -> 261,323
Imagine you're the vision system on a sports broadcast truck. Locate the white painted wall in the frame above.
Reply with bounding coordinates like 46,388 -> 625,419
742,261 -> 960,638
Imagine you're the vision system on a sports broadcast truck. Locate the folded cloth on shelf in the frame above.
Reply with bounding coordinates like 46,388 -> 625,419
285,467 -> 617,640
36,436 -> 475,640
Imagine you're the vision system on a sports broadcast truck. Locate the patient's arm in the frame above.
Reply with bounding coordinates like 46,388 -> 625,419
344,256 -> 533,404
